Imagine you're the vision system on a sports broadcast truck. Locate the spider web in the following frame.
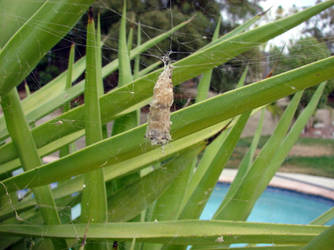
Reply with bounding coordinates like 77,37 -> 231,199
0,0 -> 333,249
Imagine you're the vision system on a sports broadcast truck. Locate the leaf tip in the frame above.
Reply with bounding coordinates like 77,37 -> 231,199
188,15 -> 196,23
88,7 -> 94,21
259,7 -> 272,16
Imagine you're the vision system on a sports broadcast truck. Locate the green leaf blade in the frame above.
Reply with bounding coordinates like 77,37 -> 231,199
80,11 -> 108,228
0,221 -> 327,245
0,0 -> 94,95
1,89 -> 67,249
1,1 -> 332,165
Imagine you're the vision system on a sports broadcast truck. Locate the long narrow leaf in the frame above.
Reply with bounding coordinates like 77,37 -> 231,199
0,130 -> 84,176
80,10 -> 108,227
214,90 -> 304,220
59,43 -> 76,157
64,44 -> 76,112
199,10 -> 263,51
0,56 -> 86,142
0,17 -> 191,141
0,122 -> 225,219
24,82 -> 31,97
1,54 -> 334,184
112,1 -> 138,135
0,0 -> 331,164
179,112 -> 250,220
302,224 -> 334,250
0,0 -> 45,47
96,13 -> 104,97
109,145 -> 204,222
236,66 -> 249,88
150,156 -> 197,222
147,144 -> 206,248
0,0 -> 94,95
215,83 -> 326,221
0,221 -> 327,245
134,22 -> 142,79
311,207 -> 334,225
118,2 -> 133,87
216,108 -> 264,214
127,19 -> 134,54
196,16 -> 221,102
138,61 -> 162,77
192,245 -> 302,250
1,89 -> 67,249
0,120 -> 227,196
102,18 -> 192,76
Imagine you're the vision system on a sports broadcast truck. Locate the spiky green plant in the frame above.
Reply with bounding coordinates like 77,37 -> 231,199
0,1 -> 334,250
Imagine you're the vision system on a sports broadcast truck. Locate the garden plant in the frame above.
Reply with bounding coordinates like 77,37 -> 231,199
0,0 -> 334,249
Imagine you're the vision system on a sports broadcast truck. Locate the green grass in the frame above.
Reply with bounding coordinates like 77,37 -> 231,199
237,135 -> 271,148
230,136 -> 334,177
298,137 -> 334,148
238,135 -> 334,149
284,156 -> 334,177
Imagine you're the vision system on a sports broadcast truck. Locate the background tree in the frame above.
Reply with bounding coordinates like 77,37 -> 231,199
97,0 -> 263,92
303,0 -> 334,107
269,37 -> 334,109
304,0 -> 334,51
24,0 -> 263,94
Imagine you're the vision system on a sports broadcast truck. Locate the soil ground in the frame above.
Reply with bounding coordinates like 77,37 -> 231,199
288,144 -> 333,157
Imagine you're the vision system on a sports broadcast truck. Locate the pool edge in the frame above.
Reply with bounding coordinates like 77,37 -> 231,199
219,169 -> 334,200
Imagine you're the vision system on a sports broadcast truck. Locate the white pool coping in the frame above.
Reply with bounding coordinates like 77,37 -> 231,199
219,169 -> 334,200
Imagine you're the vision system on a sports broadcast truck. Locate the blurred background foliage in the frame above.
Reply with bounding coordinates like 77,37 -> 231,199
23,0 -> 334,108
24,0 -> 262,92
269,37 -> 334,110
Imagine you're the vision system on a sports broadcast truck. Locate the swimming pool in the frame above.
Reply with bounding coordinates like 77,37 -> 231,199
201,183 -> 334,225
71,182 -> 334,224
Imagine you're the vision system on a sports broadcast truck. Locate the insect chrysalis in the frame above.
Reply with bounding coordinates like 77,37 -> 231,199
146,57 -> 174,145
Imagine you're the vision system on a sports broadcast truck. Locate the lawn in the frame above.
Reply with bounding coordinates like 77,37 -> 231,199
227,136 -> 334,178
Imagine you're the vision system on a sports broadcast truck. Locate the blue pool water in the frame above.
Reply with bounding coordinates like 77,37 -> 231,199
71,183 -> 334,224
201,183 -> 334,225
